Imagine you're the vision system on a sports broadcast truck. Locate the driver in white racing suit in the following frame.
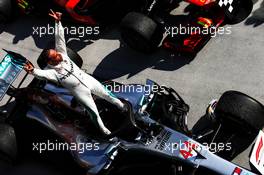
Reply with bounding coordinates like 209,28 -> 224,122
24,10 -> 126,135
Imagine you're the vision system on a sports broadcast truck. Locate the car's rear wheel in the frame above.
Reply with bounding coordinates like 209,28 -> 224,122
221,0 -> 253,24
37,48 -> 83,69
121,12 -> 163,53
0,0 -> 12,23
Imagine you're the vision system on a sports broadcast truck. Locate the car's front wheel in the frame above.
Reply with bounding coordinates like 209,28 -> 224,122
215,91 -> 264,134
192,91 -> 264,160
212,91 -> 264,160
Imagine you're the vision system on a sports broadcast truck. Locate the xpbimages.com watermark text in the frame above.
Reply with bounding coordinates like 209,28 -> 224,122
32,140 -> 100,154
32,24 -> 100,38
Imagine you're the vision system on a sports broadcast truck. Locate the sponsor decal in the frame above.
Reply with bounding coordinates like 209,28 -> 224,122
232,167 -> 242,175
179,141 -> 198,159
155,130 -> 172,150
0,54 -> 23,100
0,55 -> 12,76
250,130 -> 264,174
256,137 -> 263,164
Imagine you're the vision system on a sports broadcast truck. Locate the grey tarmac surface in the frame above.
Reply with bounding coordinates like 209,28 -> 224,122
0,0 -> 263,171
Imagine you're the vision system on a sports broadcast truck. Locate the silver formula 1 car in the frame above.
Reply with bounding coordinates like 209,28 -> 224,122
0,49 -> 263,175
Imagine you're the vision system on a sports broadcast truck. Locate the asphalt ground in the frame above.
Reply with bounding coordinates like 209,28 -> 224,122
0,0 -> 263,173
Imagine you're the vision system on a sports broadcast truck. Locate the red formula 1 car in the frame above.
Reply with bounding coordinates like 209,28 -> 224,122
120,0 -> 253,54
0,0 -> 143,25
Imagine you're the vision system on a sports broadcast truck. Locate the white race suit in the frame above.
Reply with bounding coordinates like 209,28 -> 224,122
31,21 -> 125,135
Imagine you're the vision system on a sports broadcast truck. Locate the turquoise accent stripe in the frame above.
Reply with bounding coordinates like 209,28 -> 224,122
0,55 -> 11,76
139,95 -> 145,106
102,83 -> 117,98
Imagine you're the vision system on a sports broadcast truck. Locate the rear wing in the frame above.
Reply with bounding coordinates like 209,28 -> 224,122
0,49 -> 27,101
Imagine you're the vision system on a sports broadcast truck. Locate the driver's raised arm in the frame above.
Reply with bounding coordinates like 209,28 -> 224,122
55,21 -> 67,56
32,68 -> 59,83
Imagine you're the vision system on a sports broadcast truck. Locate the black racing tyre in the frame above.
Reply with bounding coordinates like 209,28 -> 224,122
215,91 -> 264,134
37,47 -> 83,69
0,0 -> 12,23
121,12 -> 163,53
221,0 -> 253,24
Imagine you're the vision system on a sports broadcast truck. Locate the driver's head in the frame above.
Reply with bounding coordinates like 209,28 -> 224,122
45,49 -> 63,66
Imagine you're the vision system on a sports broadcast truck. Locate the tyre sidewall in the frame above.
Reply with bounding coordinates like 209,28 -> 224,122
215,91 -> 264,134
121,12 -> 163,53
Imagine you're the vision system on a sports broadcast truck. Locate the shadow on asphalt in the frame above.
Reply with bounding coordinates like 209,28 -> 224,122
92,42 -> 195,80
0,3 -> 217,81
92,5 -> 203,80
245,0 -> 264,27
0,16 -> 101,51
0,17 -> 53,49
1,1 -> 262,81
